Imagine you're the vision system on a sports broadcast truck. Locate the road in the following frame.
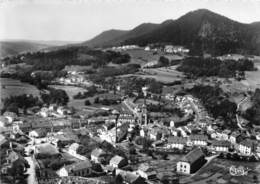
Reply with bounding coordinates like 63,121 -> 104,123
236,96 -> 249,130
25,156 -> 38,184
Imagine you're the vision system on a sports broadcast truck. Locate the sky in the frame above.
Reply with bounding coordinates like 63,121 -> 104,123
0,0 -> 260,42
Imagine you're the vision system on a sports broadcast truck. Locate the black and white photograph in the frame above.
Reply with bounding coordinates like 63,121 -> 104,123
0,0 -> 260,183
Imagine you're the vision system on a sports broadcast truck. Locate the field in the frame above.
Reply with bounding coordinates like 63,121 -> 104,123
49,85 -> 87,109
122,49 -> 183,66
0,78 -> 40,108
182,158 -> 260,184
242,61 -> 260,91
139,65 -> 184,83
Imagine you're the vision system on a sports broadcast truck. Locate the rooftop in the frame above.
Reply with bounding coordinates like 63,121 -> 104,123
180,148 -> 205,164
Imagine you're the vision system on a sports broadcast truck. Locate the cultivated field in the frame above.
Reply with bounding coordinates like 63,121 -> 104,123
0,78 -> 40,108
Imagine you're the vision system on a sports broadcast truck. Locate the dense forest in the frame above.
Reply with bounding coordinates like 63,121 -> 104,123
243,88 -> 260,125
187,85 -> 237,128
177,57 -> 255,78
3,47 -> 131,71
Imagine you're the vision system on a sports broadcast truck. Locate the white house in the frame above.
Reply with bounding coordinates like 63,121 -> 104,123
109,155 -> 128,168
29,128 -> 47,138
91,148 -> 105,163
177,148 -> 206,174
238,139 -> 254,156
137,163 -> 156,180
57,160 -> 92,177
189,135 -> 208,147
212,141 -> 230,152
3,112 -> 17,123
68,143 -> 80,156
166,136 -> 187,150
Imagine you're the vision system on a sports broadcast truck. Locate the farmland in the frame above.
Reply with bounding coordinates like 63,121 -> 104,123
49,84 -> 87,109
0,78 -> 40,108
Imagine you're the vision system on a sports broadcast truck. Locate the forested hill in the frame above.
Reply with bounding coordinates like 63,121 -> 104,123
84,9 -> 260,55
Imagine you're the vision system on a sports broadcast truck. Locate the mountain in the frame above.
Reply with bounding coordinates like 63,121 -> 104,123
82,29 -> 128,47
84,9 -> 260,55
83,23 -> 159,47
0,40 -> 78,58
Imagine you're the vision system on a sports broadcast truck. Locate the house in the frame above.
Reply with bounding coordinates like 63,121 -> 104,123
0,116 -> 9,126
0,134 -> 8,147
220,129 -> 231,140
116,169 -> 145,184
212,140 -> 230,152
118,114 -> 136,124
38,107 -> 50,118
68,143 -> 80,156
137,163 -> 157,180
170,128 -> 180,136
177,148 -> 206,174
167,136 -> 187,150
57,160 -> 92,177
149,128 -> 163,140
37,168 -> 60,184
91,148 -> 106,163
238,139 -> 254,156
29,128 -> 47,138
6,150 -> 20,164
109,155 -> 128,168
229,132 -> 242,144
189,135 -> 208,146
3,111 -> 17,123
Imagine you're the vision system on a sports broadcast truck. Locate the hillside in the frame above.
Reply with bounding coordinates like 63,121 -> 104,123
0,40 -> 77,58
82,29 -> 128,47
83,23 -> 159,47
84,9 -> 260,55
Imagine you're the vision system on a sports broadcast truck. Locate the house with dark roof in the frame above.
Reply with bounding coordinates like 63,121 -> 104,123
188,134 -> 208,147
109,155 -> 128,169
166,136 -> 187,150
177,148 -> 206,174
211,140 -> 230,152
57,160 -> 92,177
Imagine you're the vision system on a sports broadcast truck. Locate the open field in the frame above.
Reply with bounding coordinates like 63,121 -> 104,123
0,78 -> 40,108
184,158 -> 260,184
242,61 -> 260,91
49,84 -> 87,109
122,49 -> 184,66
119,65 -> 184,83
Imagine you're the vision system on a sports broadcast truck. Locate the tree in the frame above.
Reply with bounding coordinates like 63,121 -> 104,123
159,56 -> 170,67
115,174 -> 123,184
94,97 -> 100,104
84,100 -> 91,106
41,88 -> 69,105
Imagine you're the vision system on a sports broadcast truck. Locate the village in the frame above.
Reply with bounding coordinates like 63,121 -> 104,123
1,63 -> 260,184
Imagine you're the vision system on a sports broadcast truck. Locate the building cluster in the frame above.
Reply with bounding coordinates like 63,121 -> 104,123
1,84 -> 260,184
111,45 -> 139,51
